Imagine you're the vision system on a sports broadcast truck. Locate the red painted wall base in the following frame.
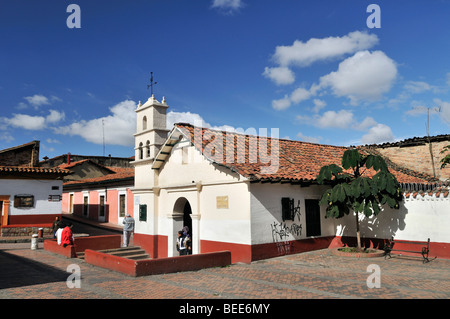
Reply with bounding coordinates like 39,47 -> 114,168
85,249 -> 231,277
133,233 -> 450,264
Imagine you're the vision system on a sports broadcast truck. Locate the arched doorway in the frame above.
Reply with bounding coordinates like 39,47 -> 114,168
172,197 -> 193,255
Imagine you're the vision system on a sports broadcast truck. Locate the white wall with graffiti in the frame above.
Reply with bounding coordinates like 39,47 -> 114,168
250,183 -> 337,245
250,182 -> 450,255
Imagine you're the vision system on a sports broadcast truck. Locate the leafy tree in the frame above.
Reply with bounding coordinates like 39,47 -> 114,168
317,149 -> 403,251
440,145 -> 450,169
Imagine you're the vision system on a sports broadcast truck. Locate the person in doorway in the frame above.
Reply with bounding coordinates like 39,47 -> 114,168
52,216 -> 60,239
122,214 -> 135,247
182,226 -> 192,255
176,230 -> 187,256
61,223 -> 74,247
185,233 -> 192,255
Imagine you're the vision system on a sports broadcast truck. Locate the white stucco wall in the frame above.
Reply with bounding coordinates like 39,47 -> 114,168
0,179 -> 63,216
133,137 -> 252,255
335,194 -> 450,243
199,181 -> 251,245
250,183 -> 336,245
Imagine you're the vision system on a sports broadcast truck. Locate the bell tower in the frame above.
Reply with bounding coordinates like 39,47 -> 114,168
133,94 -> 169,188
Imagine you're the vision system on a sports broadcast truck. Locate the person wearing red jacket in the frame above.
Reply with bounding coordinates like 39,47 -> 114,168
61,223 -> 74,247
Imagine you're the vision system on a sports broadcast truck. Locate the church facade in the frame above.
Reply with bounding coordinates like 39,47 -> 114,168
131,95 -> 450,263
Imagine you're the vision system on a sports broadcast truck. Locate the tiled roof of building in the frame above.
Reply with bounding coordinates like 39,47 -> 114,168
0,166 -> 70,175
57,159 -> 116,173
63,167 -> 134,186
174,123 -> 434,185
404,186 -> 449,199
360,134 -> 450,148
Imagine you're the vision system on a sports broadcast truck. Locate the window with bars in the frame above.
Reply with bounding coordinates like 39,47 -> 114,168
281,197 -> 294,221
14,195 -> 34,208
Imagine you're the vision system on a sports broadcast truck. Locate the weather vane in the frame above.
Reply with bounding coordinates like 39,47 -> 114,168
147,72 -> 157,96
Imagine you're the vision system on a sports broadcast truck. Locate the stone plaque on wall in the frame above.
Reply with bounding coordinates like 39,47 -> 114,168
216,196 -> 229,209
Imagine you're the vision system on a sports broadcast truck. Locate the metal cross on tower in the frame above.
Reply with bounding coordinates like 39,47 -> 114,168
147,72 -> 157,96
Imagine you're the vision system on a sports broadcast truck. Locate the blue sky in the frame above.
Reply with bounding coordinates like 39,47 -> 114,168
1,0 -> 449,160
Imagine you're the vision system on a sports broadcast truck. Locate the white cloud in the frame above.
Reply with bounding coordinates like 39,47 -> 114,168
24,94 -> 50,108
262,67 -> 295,85
46,110 -> 65,123
311,99 -> 326,113
403,81 -> 433,94
271,96 -> 292,111
354,116 -> 377,131
1,109 -> 65,131
167,110 -> 236,132
270,87 -> 312,110
265,33 -> 395,110
46,138 -> 61,144
0,131 -> 14,142
211,0 -> 243,14
290,87 -> 311,104
296,132 -> 321,144
434,99 -> 450,124
55,100 -> 137,147
316,110 -> 355,129
318,50 -> 397,104
296,108 -> 394,145
5,114 -> 47,130
361,124 -> 394,144
272,31 -> 378,67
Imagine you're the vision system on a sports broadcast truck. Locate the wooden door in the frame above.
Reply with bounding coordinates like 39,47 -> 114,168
0,196 -> 10,226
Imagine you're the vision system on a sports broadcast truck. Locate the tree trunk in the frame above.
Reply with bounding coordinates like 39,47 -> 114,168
355,211 -> 362,251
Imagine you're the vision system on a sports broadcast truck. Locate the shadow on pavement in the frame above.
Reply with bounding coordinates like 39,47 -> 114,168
0,250 -> 68,289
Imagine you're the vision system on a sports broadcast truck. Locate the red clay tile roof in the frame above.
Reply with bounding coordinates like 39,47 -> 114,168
0,166 -> 70,175
404,186 -> 449,199
63,167 -> 134,186
175,123 -> 433,185
57,159 -> 116,173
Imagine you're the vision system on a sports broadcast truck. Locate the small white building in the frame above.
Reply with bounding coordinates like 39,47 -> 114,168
131,95 -> 450,263
0,141 -> 69,236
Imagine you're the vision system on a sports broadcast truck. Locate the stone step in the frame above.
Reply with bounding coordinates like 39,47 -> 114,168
99,246 -> 143,254
77,246 -> 149,260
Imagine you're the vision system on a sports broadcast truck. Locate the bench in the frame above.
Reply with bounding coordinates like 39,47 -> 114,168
384,237 -> 430,263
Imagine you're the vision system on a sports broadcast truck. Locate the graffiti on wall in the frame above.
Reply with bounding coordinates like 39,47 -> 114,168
270,199 -> 303,255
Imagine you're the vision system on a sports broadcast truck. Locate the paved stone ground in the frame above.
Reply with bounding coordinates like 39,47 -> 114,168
1,241 -> 449,301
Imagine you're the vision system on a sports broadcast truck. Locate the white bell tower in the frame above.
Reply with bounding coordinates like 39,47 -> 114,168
133,94 -> 169,188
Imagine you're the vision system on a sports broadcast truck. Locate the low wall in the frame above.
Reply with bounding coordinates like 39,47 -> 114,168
1,225 -> 52,237
44,235 -> 121,258
72,235 -> 121,252
84,250 -> 232,277
44,239 -> 76,258
330,236 -> 450,259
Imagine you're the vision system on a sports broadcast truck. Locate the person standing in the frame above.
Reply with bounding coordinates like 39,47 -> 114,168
122,214 -> 135,247
176,230 -> 187,256
52,216 -> 60,239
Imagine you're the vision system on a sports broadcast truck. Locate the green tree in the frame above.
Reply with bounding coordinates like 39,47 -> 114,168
317,149 -> 403,251
440,145 -> 450,169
